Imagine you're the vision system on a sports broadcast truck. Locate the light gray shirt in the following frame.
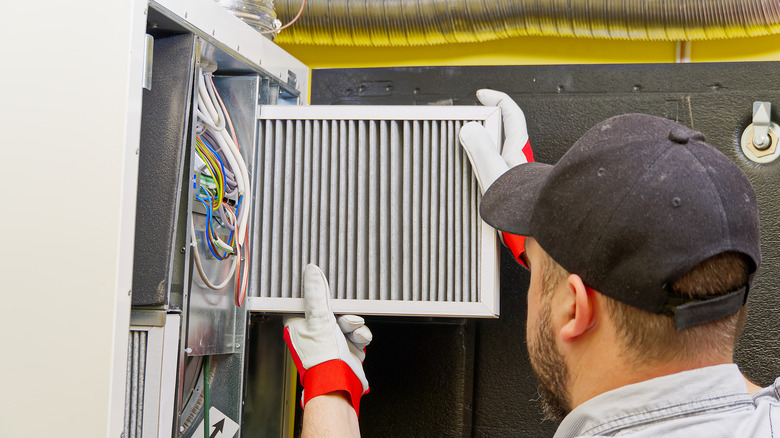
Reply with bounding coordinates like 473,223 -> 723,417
554,364 -> 780,437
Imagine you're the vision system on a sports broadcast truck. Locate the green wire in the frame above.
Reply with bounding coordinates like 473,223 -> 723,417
204,356 -> 210,438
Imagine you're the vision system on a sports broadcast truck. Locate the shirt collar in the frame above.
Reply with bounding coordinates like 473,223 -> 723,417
554,364 -> 753,438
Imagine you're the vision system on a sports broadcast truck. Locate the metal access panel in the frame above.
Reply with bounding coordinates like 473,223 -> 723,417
247,105 -> 502,317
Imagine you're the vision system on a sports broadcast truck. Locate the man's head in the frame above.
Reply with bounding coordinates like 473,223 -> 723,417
523,238 -> 750,420
481,114 -> 761,417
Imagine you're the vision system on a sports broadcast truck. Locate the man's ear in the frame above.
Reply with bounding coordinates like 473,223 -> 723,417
559,274 -> 597,343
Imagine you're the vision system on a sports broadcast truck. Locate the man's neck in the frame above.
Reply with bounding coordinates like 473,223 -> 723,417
567,349 -> 733,409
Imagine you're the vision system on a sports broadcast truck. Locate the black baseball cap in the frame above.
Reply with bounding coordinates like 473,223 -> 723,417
480,114 -> 761,329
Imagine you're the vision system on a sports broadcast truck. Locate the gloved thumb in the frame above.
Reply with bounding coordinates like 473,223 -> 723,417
459,122 -> 510,195
302,264 -> 332,320
476,89 -> 530,168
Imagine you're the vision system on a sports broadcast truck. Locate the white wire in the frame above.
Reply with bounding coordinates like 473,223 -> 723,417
219,203 -> 237,231
205,74 -> 226,129
202,73 -> 251,245
198,74 -> 225,131
215,126 -> 250,243
191,68 -> 252,294
190,216 -> 237,290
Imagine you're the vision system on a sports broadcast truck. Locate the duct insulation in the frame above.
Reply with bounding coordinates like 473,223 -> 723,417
274,0 -> 780,46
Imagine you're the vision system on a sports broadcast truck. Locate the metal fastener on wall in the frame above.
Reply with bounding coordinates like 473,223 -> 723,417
741,102 -> 780,164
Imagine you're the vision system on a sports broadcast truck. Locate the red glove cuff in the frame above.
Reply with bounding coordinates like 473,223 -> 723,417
283,327 -> 367,416
503,232 -> 527,268
303,360 -> 367,416
501,139 -> 533,268
522,138 -> 534,163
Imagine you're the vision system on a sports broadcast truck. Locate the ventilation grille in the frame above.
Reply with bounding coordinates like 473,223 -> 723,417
124,330 -> 147,438
249,106 -> 501,317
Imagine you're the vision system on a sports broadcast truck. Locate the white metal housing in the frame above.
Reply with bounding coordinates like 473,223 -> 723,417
249,105 -> 502,317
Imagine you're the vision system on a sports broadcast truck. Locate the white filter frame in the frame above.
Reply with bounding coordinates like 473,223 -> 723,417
248,105 -> 502,318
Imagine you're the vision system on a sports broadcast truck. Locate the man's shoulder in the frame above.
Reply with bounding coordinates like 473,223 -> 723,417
740,376 -> 780,438
556,368 -> 779,438
752,375 -> 780,404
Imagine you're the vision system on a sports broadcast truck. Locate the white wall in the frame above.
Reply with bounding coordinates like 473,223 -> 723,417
0,0 -> 146,436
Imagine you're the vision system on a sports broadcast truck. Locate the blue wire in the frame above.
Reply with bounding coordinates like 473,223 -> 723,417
196,193 -> 224,260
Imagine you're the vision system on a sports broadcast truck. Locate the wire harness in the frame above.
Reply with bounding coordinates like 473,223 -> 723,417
190,60 -> 251,306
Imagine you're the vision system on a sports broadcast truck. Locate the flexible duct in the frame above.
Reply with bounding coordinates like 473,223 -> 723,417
274,0 -> 780,46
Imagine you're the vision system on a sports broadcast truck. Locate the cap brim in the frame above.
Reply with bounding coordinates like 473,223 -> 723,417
480,162 -> 553,236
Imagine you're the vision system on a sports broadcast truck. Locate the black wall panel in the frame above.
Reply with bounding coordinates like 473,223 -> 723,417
132,34 -> 196,308
311,62 -> 780,437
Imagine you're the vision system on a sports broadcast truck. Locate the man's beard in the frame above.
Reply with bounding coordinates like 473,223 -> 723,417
528,298 -> 572,422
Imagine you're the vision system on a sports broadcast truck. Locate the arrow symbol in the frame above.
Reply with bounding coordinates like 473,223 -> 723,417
209,419 -> 225,438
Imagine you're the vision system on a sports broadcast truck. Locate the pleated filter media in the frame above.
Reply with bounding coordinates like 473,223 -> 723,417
247,105 -> 502,317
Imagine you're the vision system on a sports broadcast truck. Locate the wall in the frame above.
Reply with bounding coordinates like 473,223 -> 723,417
0,0 -> 146,437
279,33 -> 780,68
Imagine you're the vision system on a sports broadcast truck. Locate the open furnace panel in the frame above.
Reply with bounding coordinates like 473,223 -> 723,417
130,0 -> 504,436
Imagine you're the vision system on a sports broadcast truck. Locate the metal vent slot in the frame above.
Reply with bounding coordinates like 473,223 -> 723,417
124,330 -> 147,438
249,106 -> 501,317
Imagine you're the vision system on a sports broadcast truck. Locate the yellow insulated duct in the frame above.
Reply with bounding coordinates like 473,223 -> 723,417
274,0 -> 780,46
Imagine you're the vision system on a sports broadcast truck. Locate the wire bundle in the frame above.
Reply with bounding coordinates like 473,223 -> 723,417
190,61 -> 251,306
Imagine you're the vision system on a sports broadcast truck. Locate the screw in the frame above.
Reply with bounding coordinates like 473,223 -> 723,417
184,348 -> 192,354
235,343 -> 241,349
753,135 -> 770,150
180,247 -> 186,254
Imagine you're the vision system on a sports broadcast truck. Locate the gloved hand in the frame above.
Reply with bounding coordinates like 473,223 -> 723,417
283,264 -> 372,416
459,89 -> 535,266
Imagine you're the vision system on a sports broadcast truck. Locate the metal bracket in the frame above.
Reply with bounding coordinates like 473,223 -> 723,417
752,102 -> 771,149
142,34 -> 154,91
741,101 -> 780,163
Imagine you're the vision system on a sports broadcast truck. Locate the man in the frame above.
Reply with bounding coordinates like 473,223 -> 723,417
283,91 -> 780,437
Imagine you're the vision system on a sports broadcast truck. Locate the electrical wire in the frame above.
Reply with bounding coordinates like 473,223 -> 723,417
258,0 -> 307,35
190,217 -> 237,290
207,74 -> 250,245
189,65 -> 251,304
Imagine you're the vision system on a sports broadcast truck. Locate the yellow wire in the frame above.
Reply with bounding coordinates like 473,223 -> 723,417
195,136 -> 225,209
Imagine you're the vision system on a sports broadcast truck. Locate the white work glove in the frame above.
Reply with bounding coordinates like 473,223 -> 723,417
283,264 -> 372,416
459,89 -> 533,194
458,89 -> 535,265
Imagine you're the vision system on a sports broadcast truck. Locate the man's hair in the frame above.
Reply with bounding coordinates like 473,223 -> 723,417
538,250 -> 750,365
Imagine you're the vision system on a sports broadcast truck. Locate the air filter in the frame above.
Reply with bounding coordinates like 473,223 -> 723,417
248,105 -> 501,317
